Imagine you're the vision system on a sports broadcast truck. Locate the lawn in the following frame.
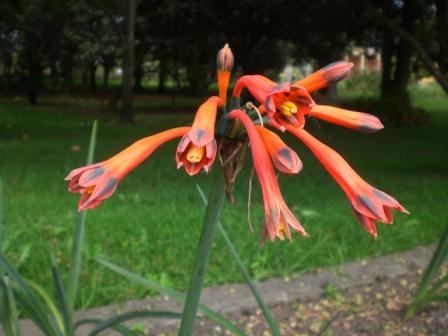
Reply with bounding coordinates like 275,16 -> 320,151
0,85 -> 447,309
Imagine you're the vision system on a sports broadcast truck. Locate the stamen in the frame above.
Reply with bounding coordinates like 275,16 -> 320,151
85,186 -> 95,194
186,145 -> 205,163
278,217 -> 286,240
280,101 -> 298,117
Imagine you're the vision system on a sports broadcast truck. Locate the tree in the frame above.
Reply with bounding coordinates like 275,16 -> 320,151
359,0 -> 448,94
117,0 -> 138,122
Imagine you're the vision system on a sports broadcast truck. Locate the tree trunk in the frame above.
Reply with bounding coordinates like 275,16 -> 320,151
436,0 -> 448,75
388,0 -> 417,102
103,64 -> 110,88
360,0 -> 448,94
61,54 -> 74,95
50,59 -> 58,93
89,64 -> 97,93
2,54 -> 13,95
26,61 -> 42,105
158,59 -> 166,93
381,29 -> 394,98
119,0 -> 137,123
134,59 -> 144,92
186,61 -> 208,96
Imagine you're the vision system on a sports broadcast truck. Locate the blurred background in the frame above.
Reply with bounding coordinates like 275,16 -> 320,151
0,0 -> 447,309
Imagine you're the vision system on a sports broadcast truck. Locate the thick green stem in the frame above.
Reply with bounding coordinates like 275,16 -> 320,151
196,184 -> 281,335
178,172 -> 225,335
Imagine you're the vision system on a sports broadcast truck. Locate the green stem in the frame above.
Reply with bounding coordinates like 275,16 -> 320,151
67,120 -> 98,333
178,172 -> 225,336
196,184 -> 281,335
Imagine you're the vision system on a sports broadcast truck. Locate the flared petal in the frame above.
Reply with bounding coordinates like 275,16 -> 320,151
229,109 -> 307,242
176,136 -> 217,175
256,126 -> 302,174
65,162 -> 103,181
233,75 -> 314,129
353,207 -> 378,238
286,125 -> 408,237
308,105 -> 384,133
67,127 -> 189,210
176,97 -> 221,175
79,172 -> 118,211
294,61 -> 353,93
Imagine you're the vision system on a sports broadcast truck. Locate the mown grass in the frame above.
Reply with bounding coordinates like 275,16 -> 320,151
0,83 -> 447,309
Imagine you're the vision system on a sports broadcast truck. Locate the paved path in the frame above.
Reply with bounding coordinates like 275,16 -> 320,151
18,245 -> 436,335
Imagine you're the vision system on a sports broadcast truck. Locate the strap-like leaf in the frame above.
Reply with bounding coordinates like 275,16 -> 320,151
26,280 -> 64,335
0,254 -> 58,336
75,318 -> 139,336
407,223 -> 448,318
88,310 -> 182,336
50,251 -> 71,334
415,224 -> 448,298
0,177 -> 3,249
14,291 -> 62,336
1,277 -> 21,336
96,257 -> 244,336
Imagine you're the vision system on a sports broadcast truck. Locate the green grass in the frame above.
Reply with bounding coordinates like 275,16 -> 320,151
0,85 -> 447,309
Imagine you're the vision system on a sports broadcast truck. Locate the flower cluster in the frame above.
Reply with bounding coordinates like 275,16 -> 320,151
66,44 -> 408,242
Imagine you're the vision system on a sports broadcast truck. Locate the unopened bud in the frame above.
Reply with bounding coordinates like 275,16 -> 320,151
217,43 -> 234,72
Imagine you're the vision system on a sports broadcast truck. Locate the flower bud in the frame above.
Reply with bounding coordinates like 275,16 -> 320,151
216,43 -> 234,72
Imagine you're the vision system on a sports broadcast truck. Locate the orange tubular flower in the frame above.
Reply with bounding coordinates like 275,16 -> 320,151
294,61 -> 354,93
216,44 -> 234,106
66,127 -> 189,211
232,61 -> 383,133
176,96 -> 223,175
233,75 -> 314,130
286,124 -> 409,238
228,109 -> 307,242
255,126 -> 302,174
307,105 -> 384,133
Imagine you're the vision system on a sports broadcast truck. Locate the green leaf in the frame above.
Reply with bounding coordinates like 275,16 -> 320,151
407,223 -> 448,318
1,276 -> 21,336
0,177 -> 3,249
96,257 -> 244,336
415,223 -> 448,298
50,251 -> 71,335
75,318 -> 139,336
178,173 -> 226,336
196,183 -> 281,336
0,254 -> 58,335
88,310 -> 182,336
26,280 -> 63,335
67,120 -> 98,311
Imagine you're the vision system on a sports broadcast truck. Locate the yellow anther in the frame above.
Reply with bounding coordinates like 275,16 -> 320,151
186,145 -> 205,163
85,186 -> 95,194
278,217 -> 287,240
280,101 -> 297,117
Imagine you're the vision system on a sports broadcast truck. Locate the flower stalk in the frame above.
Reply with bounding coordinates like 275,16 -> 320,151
178,171 -> 226,335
